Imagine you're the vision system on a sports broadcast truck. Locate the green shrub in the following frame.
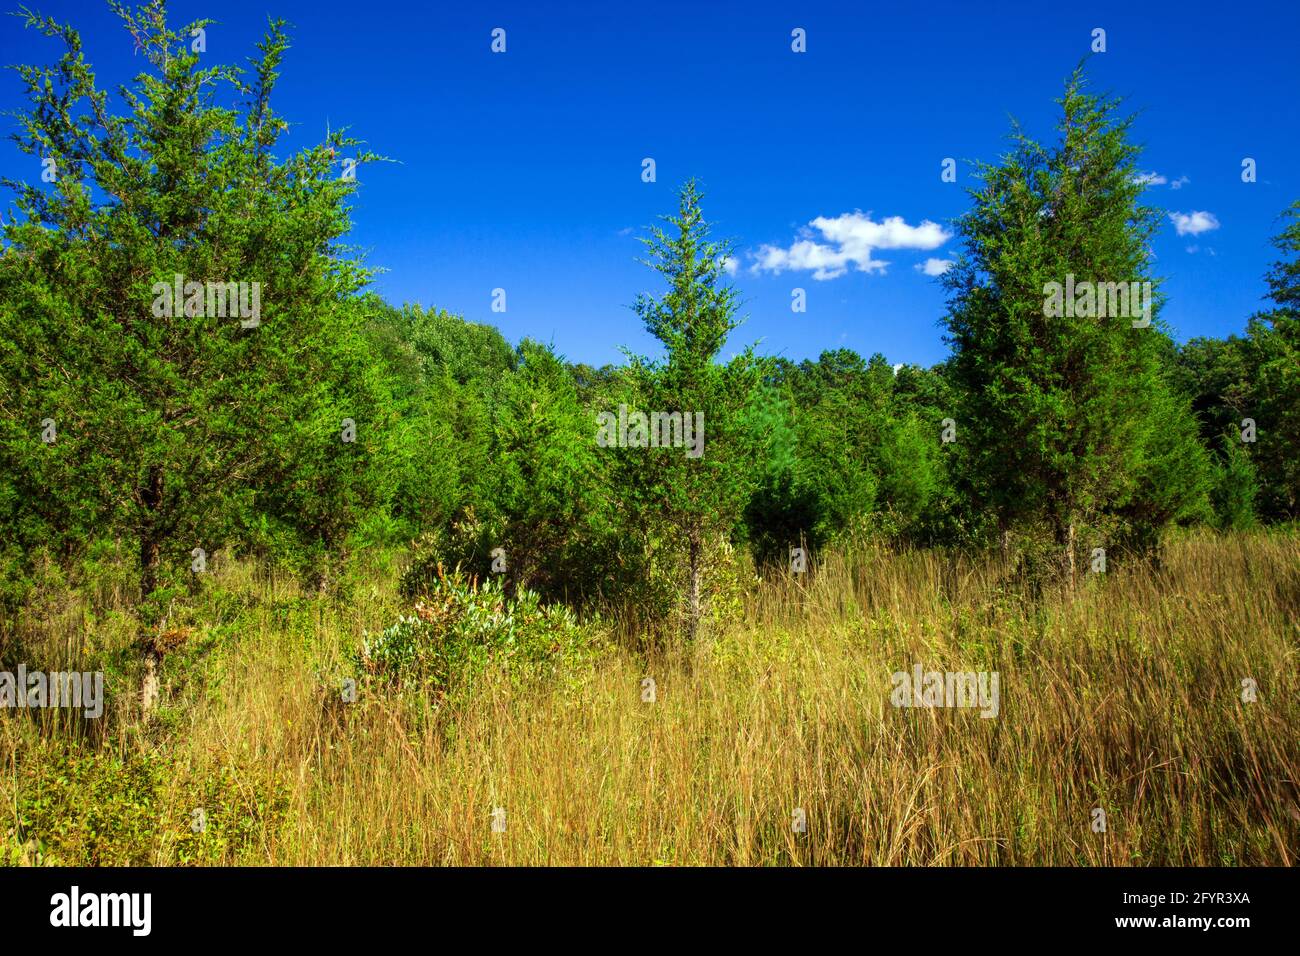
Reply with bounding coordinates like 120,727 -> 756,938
12,745 -> 163,866
360,569 -> 595,699
9,743 -> 290,866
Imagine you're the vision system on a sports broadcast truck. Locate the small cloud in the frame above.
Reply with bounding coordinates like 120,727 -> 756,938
752,211 -> 951,280
720,255 -> 738,276
1186,244 -> 1200,254
1135,172 -> 1191,190
915,257 -> 953,277
617,227 -> 634,237
892,362 -> 904,374
1170,210 -> 1220,237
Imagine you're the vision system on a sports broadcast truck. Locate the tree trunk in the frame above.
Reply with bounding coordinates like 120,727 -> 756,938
138,464 -> 163,718
1065,520 -> 1077,590
685,528 -> 703,642
141,648 -> 161,716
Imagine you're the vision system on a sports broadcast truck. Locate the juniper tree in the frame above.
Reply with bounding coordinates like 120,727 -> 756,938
0,3 -> 384,664
941,65 -> 1209,578
623,180 -> 764,640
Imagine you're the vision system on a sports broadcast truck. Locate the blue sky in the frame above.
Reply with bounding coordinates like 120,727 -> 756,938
3,0 -> 1297,368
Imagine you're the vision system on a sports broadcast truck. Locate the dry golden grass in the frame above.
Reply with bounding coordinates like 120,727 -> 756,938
3,531 -> 1298,865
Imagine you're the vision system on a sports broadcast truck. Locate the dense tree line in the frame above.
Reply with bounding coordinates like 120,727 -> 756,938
2,9 -> 1297,643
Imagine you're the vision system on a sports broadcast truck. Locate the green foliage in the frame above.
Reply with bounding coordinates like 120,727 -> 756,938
1174,202 -> 1300,523
360,570 -> 595,699
619,179 -> 767,636
405,302 -> 517,388
9,742 -> 288,866
479,340 -> 607,594
12,745 -> 163,866
941,64 -> 1210,569
1175,335 -> 1255,448
742,381 -> 816,564
0,2 -> 382,614
1249,201 -> 1300,519
1210,434 -> 1259,531
744,352 -> 954,559
0,5 -> 1294,656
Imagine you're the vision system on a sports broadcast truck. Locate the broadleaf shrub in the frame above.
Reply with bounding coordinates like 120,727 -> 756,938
360,570 -> 596,700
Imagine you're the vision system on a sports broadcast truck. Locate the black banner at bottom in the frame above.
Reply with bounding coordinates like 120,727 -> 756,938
0,866 -> 1288,941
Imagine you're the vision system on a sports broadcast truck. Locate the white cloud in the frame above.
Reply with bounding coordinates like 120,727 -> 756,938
720,255 -> 738,276
752,211 -> 951,280
1169,210 -> 1220,237
1135,172 -> 1191,190
915,257 -> 953,277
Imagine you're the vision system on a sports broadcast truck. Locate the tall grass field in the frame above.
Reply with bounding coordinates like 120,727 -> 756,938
4,530 -> 1296,866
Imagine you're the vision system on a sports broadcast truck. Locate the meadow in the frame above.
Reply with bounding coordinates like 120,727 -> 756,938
4,530 -> 1296,866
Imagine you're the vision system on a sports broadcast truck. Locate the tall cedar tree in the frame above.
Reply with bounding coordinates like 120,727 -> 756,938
625,180 -> 763,640
0,2 -> 383,673
941,65 -> 1209,577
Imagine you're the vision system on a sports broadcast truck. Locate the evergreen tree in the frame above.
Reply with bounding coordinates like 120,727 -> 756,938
0,3 -> 381,654
941,64 -> 1209,576
481,339 -> 603,596
623,180 -> 764,639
